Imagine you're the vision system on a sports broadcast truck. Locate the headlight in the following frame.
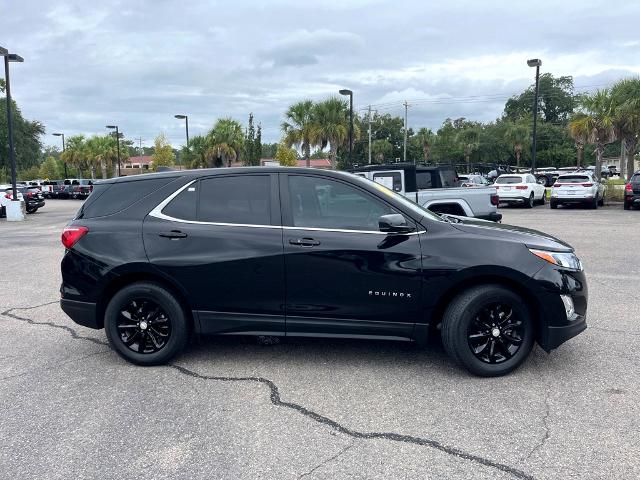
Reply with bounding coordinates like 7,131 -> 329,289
529,249 -> 583,271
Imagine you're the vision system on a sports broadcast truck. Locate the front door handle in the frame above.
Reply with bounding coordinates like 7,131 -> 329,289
159,230 -> 188,239
289,237 -> 320,247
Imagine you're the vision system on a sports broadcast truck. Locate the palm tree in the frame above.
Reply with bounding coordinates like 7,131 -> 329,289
567,116 -> 587,168
457,126 -> 480,172
207,118 -> 245,167
415,128 -> 436,163
503,121 -> 530,167
312,97 -> 349,169
282,100 -> 315,167
61,135 -> 90,178
568,89 -> 616,181
371,139 -> 392,163
611,78 -> 640,180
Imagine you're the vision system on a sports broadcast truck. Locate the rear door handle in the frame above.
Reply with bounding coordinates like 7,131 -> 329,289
159,230 -> 188,239
289,237 -> 320,247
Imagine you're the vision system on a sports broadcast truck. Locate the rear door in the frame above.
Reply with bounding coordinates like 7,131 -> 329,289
143,174 -> 286,335
280,173 -> 423,339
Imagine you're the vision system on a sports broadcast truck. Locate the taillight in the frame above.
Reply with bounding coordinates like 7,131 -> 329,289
490,194 -> 500,206
582,183 -> 593,187
26,192 -> 33,198
4,193 -> 10,199
515,185 -> 528,190
61,226 -> 88,249
625,183 -> 633,194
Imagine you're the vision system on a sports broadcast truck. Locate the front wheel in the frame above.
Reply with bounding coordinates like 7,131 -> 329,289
441,285 -> 535,377
105,282 -> 190,365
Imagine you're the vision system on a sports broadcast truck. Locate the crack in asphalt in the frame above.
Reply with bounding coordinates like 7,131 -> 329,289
297,441 -> 355,479
523,357 -> 552,463
2,301 -> 536,480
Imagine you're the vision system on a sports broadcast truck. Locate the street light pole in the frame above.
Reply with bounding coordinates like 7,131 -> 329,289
52,133 -> 67,177
174,114 -> 189,169
339,89 -> 353,169
368,105 -> 372,164
1,48 -> 23,203
106,125 -> 121,176
527,58 -> 542,174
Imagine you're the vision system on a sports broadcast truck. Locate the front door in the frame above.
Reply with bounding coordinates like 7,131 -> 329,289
281,173 -> 423,339
143,173 -> 285,335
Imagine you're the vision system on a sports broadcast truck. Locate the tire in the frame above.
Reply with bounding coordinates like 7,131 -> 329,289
104,282 -> 190,365
589,197 -> 598,209
441,285 -> 535,377
26,206 -> 37,214
550,199 -> 558,209
524,193 -> 534,208
539,191 -> 546,205
624,202 -> 631,210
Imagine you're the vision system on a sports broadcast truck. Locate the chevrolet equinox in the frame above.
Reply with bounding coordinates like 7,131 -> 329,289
60,168 -> 587,376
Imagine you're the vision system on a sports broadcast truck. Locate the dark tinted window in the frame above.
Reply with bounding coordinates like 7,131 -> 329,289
198,175 -> 271,225
288,175 -> 393,231
162,183 -> 198,221
557,175 -> 590,184
630,174 -> 640,183
416,171 -> 433,189
78,177 -> 174,219
439,169 -> 458,187
496,176 -> 524,184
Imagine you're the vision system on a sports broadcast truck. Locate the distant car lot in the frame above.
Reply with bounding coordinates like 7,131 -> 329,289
1,199 -> 639,480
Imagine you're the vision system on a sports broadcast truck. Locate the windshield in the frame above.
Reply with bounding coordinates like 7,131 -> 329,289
496,176 -> 523,184
557,175 -> 589,183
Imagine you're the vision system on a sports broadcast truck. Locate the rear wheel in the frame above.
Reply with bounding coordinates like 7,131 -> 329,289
589,197 -> 598,209
441,285 -> 535,377
550,199 -> 558,209
524,193 -> 534,208
26,206 -> 38,214
105,282 -> 190,365
624,202 -> 631,210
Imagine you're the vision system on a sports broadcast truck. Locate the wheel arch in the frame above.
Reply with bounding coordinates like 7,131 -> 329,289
96,267 -> 195,331
423,270 -> 543,342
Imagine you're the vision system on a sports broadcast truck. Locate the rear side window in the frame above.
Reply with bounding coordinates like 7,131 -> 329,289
78,177 -> 174,218
416,171 -> 433,189
198,175 -> 271,225
372,172 -> 402,192
630,174 -> 639,183
162,183 -> 198,221
439,169 -> 458,187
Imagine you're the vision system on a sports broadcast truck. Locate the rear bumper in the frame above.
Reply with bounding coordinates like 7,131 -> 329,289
499,196 -> 528,204
60,298 -> 100,329
476,212 -> 502,222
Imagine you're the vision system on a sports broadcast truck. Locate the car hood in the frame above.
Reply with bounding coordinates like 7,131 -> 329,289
446,215 -> 573,252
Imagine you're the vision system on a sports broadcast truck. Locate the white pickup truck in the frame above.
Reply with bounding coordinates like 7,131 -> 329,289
352,164 -> 502,222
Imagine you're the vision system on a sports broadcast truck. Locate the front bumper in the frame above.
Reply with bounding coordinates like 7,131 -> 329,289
60,298 -> 100,329
532,265 -> 588,352
476,212 -> 502,222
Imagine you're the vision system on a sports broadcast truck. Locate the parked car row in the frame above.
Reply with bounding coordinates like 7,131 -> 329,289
24,179 -> 93,199
0,184 -> 45,216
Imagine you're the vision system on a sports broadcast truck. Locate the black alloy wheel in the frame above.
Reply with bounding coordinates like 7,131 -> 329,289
105,282 -> 190,365
441,285 -> 534,376
466,303 -> 524,364
116,299 -> 172,354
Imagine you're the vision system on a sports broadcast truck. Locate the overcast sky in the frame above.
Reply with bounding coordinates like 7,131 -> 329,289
2,0 -> 640,150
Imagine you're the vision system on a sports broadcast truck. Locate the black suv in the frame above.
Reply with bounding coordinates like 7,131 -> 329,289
60,168 -> 588,376
624,172 -> 640,210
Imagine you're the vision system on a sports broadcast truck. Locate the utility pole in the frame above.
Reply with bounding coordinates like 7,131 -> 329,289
403,101 -> 410,163
136,137 -> 145,156
368,105 -> 372,164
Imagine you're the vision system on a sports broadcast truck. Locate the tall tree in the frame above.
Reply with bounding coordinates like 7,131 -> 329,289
61,135 -> 91,178
611,78 -> 640,180
503,121 -> 530,167
568,90 -> 616,181
504,74 -> 576,123
207,118 -> 245,167
244,113 -> 258,166
313,97 -> 350,169
255,123 -> 263,163
413,128 -> 435,163
282,100 -> 315,166
151,133 -> 175,171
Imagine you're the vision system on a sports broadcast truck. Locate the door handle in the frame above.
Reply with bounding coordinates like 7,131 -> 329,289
159,230 -> 188,239
289,237 -> 320,247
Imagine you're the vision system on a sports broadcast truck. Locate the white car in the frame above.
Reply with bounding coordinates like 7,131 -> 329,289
494,173 -> 546,208
550,172 -> 605,209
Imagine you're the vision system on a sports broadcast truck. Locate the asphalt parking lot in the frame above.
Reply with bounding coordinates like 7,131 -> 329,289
1,200 -> 639,480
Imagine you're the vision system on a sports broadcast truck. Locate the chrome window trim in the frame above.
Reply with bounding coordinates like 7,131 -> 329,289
148,179 -> 426,236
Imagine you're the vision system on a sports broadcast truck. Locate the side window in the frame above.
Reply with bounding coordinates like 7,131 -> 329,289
528,175 -> 535,184
440,170 -> 457,188
198,175 -> 270,225
288,175 -> 394,231
162,183 -> 198,221
416,171 -> 433,189
372,172 -> 402,192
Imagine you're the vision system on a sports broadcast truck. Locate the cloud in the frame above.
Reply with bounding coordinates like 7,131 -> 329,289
1,0 -> 639,148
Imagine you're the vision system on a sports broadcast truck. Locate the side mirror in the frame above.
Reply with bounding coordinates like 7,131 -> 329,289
378,214 -> 415,234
